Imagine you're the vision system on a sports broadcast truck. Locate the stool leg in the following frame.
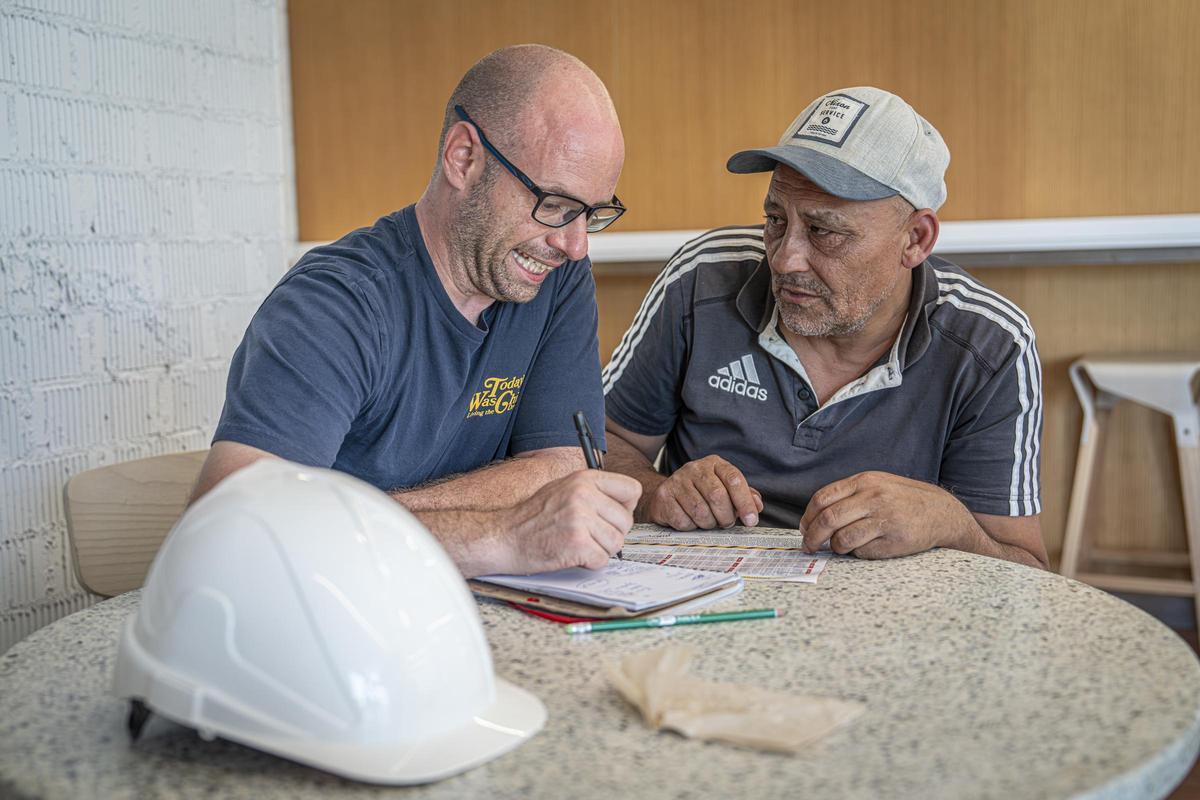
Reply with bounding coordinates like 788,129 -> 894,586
1061,407 -> 1110,578
1178,443 -> 1200,628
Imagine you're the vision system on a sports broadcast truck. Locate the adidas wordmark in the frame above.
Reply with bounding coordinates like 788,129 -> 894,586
708,354 -> 768,401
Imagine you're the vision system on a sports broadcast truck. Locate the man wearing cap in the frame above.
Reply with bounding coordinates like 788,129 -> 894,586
192,45 -> 643,577
603,86 -> 1047,568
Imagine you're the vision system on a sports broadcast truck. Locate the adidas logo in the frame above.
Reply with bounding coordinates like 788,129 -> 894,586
708,354 -> 768,401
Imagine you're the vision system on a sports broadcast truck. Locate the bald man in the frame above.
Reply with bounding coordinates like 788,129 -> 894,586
194,45 -> 641,577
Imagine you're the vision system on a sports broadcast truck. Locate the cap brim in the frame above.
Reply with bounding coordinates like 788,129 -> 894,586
221,678 -> 547,785
727,147 -> 897,201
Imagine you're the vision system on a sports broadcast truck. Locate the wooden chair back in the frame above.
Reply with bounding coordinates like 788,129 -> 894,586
63,450 -> 208,597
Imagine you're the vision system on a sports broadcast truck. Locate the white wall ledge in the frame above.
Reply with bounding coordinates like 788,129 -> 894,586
294,213 -> 1200,270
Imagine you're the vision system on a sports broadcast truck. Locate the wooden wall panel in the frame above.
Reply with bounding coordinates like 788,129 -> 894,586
290,0 -> 1200,238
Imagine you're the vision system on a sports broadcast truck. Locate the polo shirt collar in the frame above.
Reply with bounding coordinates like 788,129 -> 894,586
900,260 -> 936,370
758,306 -> 905,411
736,258 -> 937,374
735,260 -> 774,333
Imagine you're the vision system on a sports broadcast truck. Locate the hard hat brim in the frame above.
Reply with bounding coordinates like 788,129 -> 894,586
228,677 -> 548,785
326,677 -> 548,784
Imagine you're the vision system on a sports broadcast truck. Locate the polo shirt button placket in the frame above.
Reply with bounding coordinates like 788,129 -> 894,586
796,385 -> 813,416
792,423 -> 822,450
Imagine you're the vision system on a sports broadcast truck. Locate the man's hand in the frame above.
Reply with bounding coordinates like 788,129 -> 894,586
799,471 -> 974,559
798,470 -> 1048,569
493,469 -> 642,574
644,455 -> 763,531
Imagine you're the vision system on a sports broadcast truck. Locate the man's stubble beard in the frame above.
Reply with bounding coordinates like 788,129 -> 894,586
449,171 -> 540,305
772,271 -> 897,338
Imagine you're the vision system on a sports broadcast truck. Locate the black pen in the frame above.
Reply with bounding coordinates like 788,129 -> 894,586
573,411 -> 619,558
572,410 -> 603,469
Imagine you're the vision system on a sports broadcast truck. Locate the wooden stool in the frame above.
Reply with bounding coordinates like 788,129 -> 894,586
1060,354 -> 1200,622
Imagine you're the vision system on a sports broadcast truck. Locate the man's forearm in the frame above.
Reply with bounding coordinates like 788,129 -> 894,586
411,507 -> 513,578
946,518 -> 1047,570
604,434 -> 667,521
391,446 -> 582,512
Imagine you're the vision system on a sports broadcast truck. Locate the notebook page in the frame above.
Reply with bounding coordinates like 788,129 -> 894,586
477,559 -> 741,612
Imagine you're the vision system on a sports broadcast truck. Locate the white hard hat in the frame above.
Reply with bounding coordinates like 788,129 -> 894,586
112,459 -> 545,784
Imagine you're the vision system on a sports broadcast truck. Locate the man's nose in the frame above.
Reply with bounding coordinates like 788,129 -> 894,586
770,229 -> 812,275
546,213 -> 589,262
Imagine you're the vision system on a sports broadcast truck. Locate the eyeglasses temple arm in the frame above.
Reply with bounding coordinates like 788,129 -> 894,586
453,104 -> 539,194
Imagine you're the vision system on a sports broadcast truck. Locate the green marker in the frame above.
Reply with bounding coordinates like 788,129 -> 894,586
564,608 -> 784,635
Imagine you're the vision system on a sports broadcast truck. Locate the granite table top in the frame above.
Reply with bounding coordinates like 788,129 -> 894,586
3,547 -> 1199,799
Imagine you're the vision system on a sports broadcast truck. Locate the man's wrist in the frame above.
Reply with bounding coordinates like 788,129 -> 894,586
415,506 -> 515,579
633,472 -> 667,522
934,488 -> 980,552
475,505 -> 520,575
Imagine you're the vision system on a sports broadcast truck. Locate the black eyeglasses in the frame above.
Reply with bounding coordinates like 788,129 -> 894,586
454,105 -> 626,233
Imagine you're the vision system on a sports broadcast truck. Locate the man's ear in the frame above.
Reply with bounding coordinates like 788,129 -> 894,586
440,121 -> 486,191
901,209 -> 940,269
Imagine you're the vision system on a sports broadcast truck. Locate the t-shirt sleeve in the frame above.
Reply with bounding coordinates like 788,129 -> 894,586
507,262 -> 607,454
601,259 -> 689,437
939,335 -> 1043,517
213,267 -> 381,466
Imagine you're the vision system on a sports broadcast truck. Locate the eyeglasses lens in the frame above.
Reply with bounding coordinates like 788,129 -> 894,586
585,206 -> 623,233
534,195 -> 586,227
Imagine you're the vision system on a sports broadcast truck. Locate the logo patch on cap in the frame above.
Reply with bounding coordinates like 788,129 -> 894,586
791,94 -> 869,148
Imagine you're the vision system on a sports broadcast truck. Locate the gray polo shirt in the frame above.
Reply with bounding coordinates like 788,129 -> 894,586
603,225 -> 1042,528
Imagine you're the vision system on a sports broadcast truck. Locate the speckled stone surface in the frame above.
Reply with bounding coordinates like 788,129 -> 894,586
3,548 -> 1200,799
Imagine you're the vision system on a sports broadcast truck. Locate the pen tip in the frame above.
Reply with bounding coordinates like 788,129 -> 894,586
775,608 -> 787,618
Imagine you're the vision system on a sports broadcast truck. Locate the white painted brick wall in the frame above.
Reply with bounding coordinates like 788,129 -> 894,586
0,0 -> 296,652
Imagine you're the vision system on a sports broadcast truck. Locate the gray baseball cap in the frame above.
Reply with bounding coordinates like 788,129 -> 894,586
727,86 -> 950,211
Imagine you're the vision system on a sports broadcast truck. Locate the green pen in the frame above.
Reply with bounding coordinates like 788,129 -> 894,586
564,608 -> 783,635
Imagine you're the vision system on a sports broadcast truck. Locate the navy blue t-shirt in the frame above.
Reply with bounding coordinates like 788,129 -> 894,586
214,205 -> 606,491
